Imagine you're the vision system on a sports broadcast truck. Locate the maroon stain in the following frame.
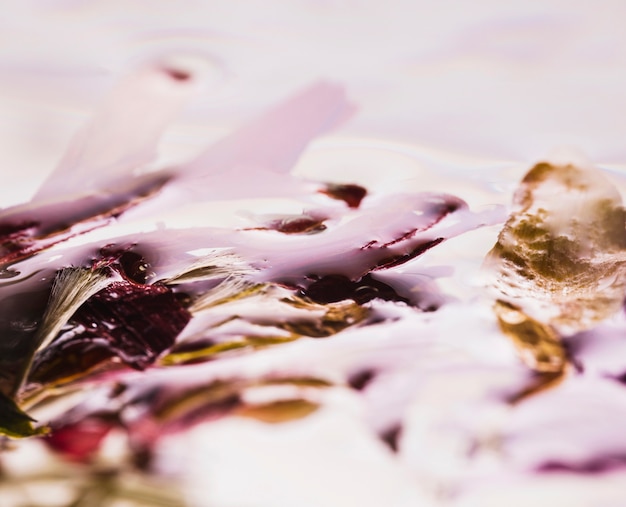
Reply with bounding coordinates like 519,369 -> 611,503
29,282 -> 191,385
380,424 -> 403,452
320,183 -> 367,209
347,369 -> 377,391
244,215 -> 327,235
272,216 -> 327,234
0,172 -> 171,268
163,67 -> 192,81
95,246 -> 152,285
0,285 -> 54,396
372,237 -> 444,270
302,273 -> 409,305
538,456 -> 626,474
46,417 -> 113,462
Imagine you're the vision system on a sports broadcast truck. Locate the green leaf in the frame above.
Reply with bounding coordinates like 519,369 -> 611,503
0,392 -> 48,438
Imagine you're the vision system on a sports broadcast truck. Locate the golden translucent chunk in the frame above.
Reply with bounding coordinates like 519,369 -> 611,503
494,300 -> 566,373
485,162 -> 626,333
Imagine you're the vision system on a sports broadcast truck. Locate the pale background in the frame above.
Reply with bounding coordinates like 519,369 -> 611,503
1,0 -> 626,206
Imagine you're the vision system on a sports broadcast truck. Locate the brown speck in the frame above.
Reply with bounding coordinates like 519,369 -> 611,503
347,369 -> 377,391
164,67 -> 192,81
320,183 -> 367,208
380,424 -> 402,452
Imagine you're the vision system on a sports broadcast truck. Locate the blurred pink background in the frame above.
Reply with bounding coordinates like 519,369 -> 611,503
2,0 -> 626,205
